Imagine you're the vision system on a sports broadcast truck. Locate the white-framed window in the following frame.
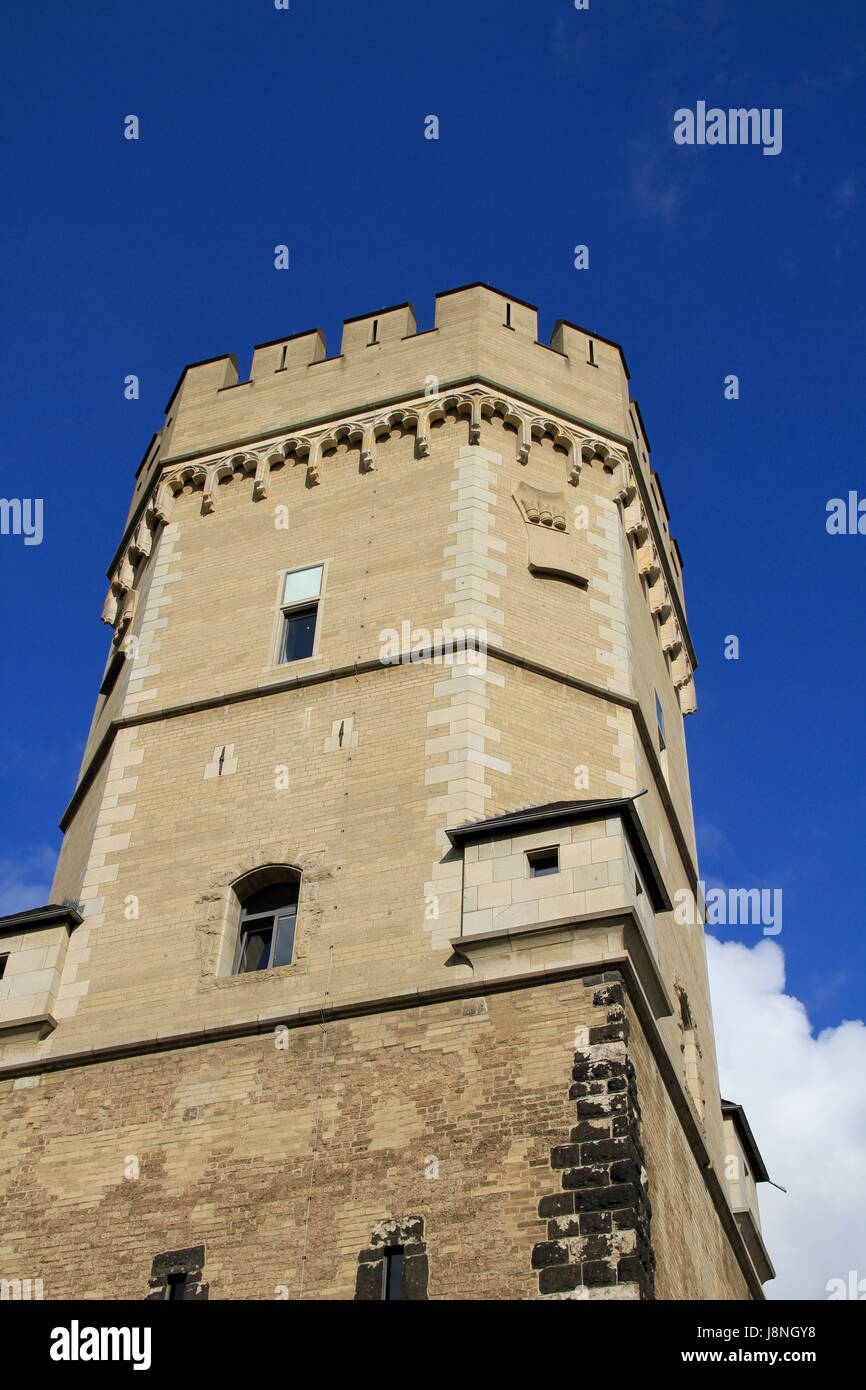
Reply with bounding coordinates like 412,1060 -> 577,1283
277,563 -> 324,665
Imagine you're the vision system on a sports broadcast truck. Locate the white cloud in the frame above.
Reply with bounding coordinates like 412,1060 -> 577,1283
695,819 -> 732,858
0,846 -> 57,916
627,138 -> 693,227
707,936 -> 866,1300
832,176 -> 857,214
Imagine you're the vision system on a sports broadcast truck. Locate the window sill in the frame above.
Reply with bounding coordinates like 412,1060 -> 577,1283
259,657 -> 326,682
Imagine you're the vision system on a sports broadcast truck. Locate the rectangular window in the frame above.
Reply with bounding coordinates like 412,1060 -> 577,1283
236,884 -> 299,974
283,606 -> 317,663
239,926 -> 272,973
283,565 -> 323,606
279,564 -> 323,664
383,1247 -> 404,1301
0,954 -> 7,980
166,1272 -> 188,1301
238,913 -> 297,972
528,847 -> 559,878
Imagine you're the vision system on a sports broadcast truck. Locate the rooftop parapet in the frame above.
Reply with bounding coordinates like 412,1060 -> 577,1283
339,301 -> 417,355
152,283 -> 633,463
119,282 -> 686,641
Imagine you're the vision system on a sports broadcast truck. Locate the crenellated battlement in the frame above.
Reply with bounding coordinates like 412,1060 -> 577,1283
129,285 -> 634,513
113,284 -> 692,710
125,284 -> 682,579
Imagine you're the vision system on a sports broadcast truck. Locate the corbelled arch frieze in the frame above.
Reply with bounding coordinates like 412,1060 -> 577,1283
608,450 -> 696,714
100,386 -> 696,712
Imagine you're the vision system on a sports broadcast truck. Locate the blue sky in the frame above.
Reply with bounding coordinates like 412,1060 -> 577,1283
1,2 -> 864,1283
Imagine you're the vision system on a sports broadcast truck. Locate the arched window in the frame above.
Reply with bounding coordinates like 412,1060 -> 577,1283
233,878 -> 299,974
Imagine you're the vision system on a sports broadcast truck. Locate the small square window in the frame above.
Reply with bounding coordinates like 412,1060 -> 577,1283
528,848 -> 559,878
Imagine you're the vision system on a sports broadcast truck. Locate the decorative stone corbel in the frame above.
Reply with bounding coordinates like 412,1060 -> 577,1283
678,679 -> 698,716
114,588 -> 137,642
360,424 -> 376,472
636,543 -> 660,583
253,452 -> 271,500
659,619 -> 682,657
415,406 -> 432,458
202,465 -> 219,514
565,435 -> 580,486
612,459 -> 637,505
101,586 -> 120,626
671,652 -> 690,688
117,554 -> 135,592
152,482 -> 174,525
517,416 -> 532,466
647,580 -> 671,620
468,396 -> 482,445
306,438 -> 321,487
131,519 -> 152,561
623,502 -> 648,543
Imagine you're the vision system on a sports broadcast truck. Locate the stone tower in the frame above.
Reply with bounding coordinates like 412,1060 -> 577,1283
0,284 -> 773,1299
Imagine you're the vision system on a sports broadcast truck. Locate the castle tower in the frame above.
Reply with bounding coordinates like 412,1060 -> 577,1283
0,285 -> 773,1299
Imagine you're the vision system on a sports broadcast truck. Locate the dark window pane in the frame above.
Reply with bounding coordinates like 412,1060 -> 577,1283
283,606 -> 317,663
528,849 -> 558,878
272,913 -> 296,968
243,882 -> 299,916
655,691 -> 666,748
384,1248 -> 404,1301
239,925 -> 273,973
167,1273 -> 187,1301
